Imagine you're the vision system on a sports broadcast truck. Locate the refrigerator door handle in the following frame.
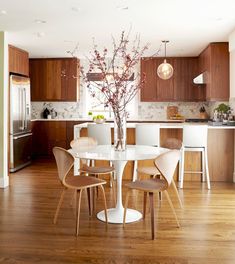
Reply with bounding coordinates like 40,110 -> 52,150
13,132 -> 33,140
20,88 -> 24,131
24,88 -> 27,130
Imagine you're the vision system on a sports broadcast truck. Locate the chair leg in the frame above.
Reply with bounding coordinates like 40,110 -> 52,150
92,187 -> 96,213
143,191 -> 147,219
87,188 -> 92,216
109,161 -> 114,187
123,190 -> 130,227
132,160 -> 138,182
205,148 -> 211,190
171,179 -> 183,208
76,189 -> 83,236
99,185 -> 108,225
110,172 -> 116,205
179,148 -> 185,189
149,192 -> 155,240
54,188 -> 66,224
164,190 -> 180,228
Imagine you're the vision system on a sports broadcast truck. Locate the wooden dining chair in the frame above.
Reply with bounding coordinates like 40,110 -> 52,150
123,150 -> 181,240
53,146 -> 108,236
136,138 -> 183,208
70,137 -> 116,203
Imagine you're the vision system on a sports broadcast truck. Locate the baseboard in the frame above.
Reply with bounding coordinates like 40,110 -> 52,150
0,175 -> 9,188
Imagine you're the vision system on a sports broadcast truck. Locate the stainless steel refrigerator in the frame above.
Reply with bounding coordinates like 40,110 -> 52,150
10,75 -> 32,172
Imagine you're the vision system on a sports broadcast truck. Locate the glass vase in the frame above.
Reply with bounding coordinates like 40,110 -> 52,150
114,113 -> 126,151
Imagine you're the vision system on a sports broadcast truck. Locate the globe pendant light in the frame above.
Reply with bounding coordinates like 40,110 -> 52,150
157,40 -> 173,80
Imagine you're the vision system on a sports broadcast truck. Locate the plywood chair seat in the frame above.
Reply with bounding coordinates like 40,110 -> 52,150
65,175 -> 106,189
80,164 -> 115,174
125,178 -> 167,193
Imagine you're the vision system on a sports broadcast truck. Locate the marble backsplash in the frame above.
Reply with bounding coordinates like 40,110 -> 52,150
31,100 -> 225,120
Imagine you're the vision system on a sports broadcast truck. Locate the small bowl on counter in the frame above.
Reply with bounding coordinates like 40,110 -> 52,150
93,118 -> 106,124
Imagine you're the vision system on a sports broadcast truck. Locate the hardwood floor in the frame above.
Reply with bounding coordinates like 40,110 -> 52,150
1,159 -> 235,263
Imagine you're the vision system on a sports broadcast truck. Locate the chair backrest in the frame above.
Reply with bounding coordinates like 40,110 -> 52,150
70,137 -> 98,165
135,124 -> 160,146
183,125 -> 208,147
154,150 -> 180,187
70,137 -> 97,151
87,123 -> 111,145
53,147 -> 74,183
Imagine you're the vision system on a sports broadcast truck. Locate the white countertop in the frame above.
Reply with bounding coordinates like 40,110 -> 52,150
31,118 -> 184,123
74,122 -> 235,129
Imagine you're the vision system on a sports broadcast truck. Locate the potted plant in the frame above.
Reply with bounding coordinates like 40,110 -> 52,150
214,103 -> 231,122
214,103 -> 230,114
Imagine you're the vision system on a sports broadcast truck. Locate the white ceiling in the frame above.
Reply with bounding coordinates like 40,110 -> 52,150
1,0 -> 235,58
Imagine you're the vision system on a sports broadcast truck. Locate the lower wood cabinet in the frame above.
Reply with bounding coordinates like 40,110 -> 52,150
32,121 -> 67,157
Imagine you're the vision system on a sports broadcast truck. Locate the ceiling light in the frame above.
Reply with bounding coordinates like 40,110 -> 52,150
34,19 -> 46,24
116,5 -> 129,10
0,10 -> 7,15
71,7 -> 81,12
36,32 -> 45,38
157,40 -> 174,80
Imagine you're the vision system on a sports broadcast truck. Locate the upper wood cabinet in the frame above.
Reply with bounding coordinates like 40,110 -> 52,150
198,42 -> 229,101
140,57 -> 202,102
29,58 -> 79,101
9,45 -> 29,76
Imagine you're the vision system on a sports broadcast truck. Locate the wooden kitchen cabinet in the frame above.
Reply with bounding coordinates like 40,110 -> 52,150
198,42 -> 229,101
29,58 -> 79,101
141,57 -> 203,102
173,57 -> 206,101
140,58 -> 174,102
9,45 -> 29,76
140,58 -> 158,101
32,121 -> 67,157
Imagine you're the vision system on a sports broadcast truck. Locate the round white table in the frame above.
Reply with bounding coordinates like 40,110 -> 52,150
71,145 -> 168,224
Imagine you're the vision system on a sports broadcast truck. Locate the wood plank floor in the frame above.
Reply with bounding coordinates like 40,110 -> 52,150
1,159 -> 235,263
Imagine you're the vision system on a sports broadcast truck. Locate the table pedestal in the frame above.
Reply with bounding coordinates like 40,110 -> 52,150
97,208 -> 142,224
97,159 -> 142,224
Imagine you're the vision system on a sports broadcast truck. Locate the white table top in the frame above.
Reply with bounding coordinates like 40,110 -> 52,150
70,145 -> 168,162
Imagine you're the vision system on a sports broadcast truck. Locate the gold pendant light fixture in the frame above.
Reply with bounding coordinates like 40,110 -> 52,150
157,40 -> 173,80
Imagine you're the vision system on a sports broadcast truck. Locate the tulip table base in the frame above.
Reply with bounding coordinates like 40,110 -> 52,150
97,207 -> 142,224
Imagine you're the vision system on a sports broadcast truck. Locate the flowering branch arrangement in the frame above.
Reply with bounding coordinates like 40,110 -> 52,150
81,31 -> 148,150
82,31 -> 148,114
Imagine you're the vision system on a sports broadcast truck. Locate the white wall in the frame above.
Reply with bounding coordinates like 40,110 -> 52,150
0,32 -> 9,188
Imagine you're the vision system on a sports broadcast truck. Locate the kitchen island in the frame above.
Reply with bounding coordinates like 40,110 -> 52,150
73,122 -> 234,183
